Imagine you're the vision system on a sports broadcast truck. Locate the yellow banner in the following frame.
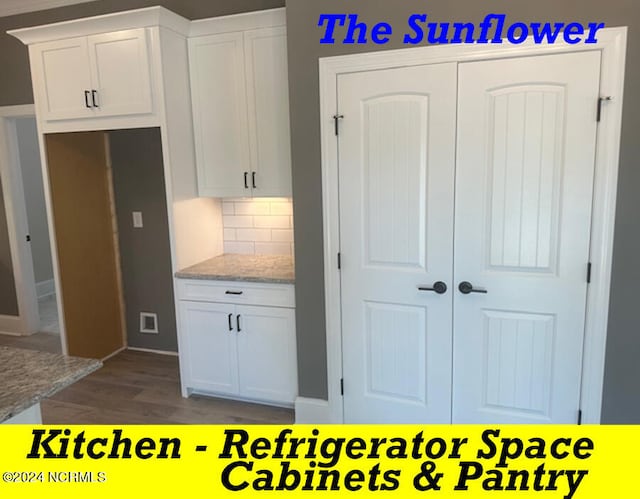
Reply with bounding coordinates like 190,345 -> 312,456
0,425 -> 637,498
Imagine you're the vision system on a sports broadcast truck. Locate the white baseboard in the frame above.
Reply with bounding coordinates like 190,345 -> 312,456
0,314 -> 21,335
294,397 -> 332,424
127,347 -> 179,357
36,279 -> 55,300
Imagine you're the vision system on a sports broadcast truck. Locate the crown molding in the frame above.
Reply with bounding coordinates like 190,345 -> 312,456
8,6 -> 191,44
189,7 -> 285,37
0,0 -> 100,18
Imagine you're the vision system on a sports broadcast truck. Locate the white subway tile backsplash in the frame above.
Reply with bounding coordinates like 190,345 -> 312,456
236,228 -> 272,242
254,242 -> 293,256
224,241 -> 255,254
222,202 -> 235,215
271,229 -> 294,243
223,215 -> 254,228
270,202 -> 293,216
234,201 -> 271,216
254,215 -> 291,229
222,198 -> 295,256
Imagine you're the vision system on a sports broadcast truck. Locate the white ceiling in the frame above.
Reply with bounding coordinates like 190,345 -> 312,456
0,0 -> 99,18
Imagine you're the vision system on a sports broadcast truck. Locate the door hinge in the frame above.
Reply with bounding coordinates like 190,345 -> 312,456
337,252 -> 342,270
340,378 -> 344,396
577,409 -> 583,425
597,96 -> 612,122
333,114 -> 344,136
26,235 -> 31,242
587,262 -> 592,284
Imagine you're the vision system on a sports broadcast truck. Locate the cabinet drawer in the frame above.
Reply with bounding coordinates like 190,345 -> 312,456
177,279 -> 294,308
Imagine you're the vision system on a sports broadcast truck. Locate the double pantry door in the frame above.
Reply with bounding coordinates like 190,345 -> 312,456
337,52 -> 601,424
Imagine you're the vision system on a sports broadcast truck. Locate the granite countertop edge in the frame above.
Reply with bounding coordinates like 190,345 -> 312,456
174,254 -> 295,285
174,272 -> 295,285
0,354 -> 102,423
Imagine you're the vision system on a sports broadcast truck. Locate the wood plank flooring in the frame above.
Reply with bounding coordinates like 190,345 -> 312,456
42,350 -> 294,424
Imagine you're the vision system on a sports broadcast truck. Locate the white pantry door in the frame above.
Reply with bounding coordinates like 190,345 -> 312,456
453,52 -> 601,423
338,64 -> 457,423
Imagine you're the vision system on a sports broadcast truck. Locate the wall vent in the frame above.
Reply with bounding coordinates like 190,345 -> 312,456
140,312 -> 158,334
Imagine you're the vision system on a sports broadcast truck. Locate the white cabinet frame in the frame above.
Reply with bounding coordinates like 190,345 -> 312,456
177,279 -> 297,407
317,28 -> 627,424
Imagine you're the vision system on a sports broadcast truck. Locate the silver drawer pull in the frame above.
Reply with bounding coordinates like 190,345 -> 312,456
225,290 -> 243,295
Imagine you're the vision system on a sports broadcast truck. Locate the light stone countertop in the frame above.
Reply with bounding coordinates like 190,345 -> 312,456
175,254 -> 295,284
0,347 -> 101,423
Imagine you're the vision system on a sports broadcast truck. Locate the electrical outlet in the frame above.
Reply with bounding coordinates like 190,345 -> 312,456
140,312 -> 158,334
132,211 -> 143,228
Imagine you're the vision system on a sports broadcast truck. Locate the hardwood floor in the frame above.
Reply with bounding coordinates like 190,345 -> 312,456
41,350 -> 294,424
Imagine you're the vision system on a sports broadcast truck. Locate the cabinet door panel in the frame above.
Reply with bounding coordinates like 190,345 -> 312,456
236,305 -> 297,404
190,32 -> 251,198
32,37 -> 92,121
338,64 -> 457,423
88,29 -> 153,117
180,301 -> 238,395
453,52 -> 600,424
244,27 -> 292,196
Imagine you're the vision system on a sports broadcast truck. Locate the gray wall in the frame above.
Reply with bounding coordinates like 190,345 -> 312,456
109,128 -> 176,352
16,116 -> 53,285
286,0 -> 640,422
0,179 -> 18,316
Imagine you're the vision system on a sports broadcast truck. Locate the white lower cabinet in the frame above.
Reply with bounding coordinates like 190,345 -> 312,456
235,305 -> 296,403
178,281 -> 297,406
181,301 -> 240,396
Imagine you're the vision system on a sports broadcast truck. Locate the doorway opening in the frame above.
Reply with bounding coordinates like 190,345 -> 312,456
0,105 -> 53,350
16,117 -> 59,337
0,113 -> 177,359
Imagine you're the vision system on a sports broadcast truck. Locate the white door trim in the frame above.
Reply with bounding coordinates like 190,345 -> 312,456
0,105 -> 40,336
319,27 -> 627,424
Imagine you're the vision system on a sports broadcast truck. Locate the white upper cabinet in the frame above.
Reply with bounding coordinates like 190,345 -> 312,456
189,32 -> 250,198
31,36 -> 92,121
9,7 -> 192,134
87,29 -> 153,118
244,27 -> 291,197
31,28 -> 152,122
189,9 -> 292,198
